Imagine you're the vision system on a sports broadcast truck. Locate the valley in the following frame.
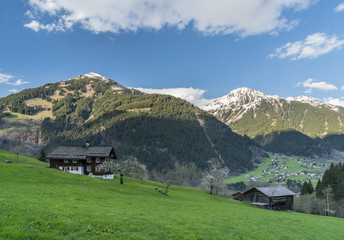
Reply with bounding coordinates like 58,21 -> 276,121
226,153 -> 343,185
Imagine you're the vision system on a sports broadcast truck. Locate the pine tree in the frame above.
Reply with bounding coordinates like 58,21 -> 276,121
315,179 -> 323,198
301,181 -> 314,195
308,180 -> 314,194
301,182 -> 308,195
38,148 -> 46,162
335,180 -> 344,200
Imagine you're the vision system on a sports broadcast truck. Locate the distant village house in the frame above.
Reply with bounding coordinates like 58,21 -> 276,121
47,143 -> 116,179
238,186 -> 295,211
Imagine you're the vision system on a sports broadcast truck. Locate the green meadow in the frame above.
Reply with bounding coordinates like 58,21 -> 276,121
1,151 -> 344,239
0,150 -> 48,167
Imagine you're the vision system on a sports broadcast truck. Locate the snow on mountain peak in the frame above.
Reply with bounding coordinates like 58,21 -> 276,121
286,96 -> 339,112
68,72 -> 125,90
202,87 -> 282,111
201,87 -> 284,123
286,96 -> 321,105
202,87 -> 342,125
69,72 -> 111,82
81,72 -> 110,81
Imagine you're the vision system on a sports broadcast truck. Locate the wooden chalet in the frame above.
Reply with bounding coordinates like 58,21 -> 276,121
241,186 -> 295,211
47,143 -> 117,179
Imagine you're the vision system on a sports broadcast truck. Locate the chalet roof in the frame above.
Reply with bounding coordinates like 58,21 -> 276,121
255,186 -> 295,197
47,146 -> 115,160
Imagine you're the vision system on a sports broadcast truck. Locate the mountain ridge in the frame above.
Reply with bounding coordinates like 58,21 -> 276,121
0,73 -> 263,173
202,87 -> 344,157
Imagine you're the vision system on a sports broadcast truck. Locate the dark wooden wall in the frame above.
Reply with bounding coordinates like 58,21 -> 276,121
242,188 -> 294,211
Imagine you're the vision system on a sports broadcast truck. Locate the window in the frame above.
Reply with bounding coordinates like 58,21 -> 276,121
72,160 -> 77,163
96,158 -> 100,163
87,166 -> 92,172
87,158 -> 92,163
95,166 -> 100,172
64,160 -> 69,163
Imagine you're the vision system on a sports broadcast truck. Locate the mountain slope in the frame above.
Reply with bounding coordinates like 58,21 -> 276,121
0,73 -> 263,172
202,87 -> 344,156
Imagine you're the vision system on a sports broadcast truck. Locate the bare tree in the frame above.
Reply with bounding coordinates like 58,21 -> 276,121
161,162 -> 202,187
201,158 -> 229,195
149,162 -> 202,196
323,185 -> 334,216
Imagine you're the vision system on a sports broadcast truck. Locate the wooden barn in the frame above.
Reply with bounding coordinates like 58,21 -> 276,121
231,192 -> 243,201
241,186 -> 295,211
47,143 -> 116,179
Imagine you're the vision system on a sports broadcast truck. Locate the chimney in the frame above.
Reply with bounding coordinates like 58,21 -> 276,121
86,142 -> 90,148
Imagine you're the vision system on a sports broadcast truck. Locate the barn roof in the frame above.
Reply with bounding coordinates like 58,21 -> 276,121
255,186 -> 295,197
47,145 -> 115,160
231,192 -> 242,196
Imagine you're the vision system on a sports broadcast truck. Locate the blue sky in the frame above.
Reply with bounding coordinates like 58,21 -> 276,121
1,0 -> 344,106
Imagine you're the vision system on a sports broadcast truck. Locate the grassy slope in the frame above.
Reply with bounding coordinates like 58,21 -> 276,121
0,154 -> 344,239
0,149 -> 48,167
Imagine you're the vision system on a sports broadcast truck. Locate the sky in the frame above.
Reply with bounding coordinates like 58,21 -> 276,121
1,0 -> 344,107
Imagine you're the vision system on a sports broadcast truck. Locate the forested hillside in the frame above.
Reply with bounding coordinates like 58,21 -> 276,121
0,73 -> 262,173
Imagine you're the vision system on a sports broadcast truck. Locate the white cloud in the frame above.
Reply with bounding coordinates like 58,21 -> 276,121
24,20 -> 41,32
0,73 -> 13,84
25,0 -> 315,36
0,73 -> 30,86
24,20 -> 65,32
341,86 -> 344,90
270,32 -> 344,60
134,87 -> 210,107
323,97 -> 344,107
334,2 -> 344,12
9,89 -> 19,93
8,79 -> 30,86
25,10 -> 35,19
298,78 -> 337,93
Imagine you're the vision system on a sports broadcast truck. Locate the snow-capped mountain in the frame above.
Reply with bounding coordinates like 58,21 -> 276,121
202,87 -> 344,157
203,87 -> 344,138
202,87 -> 284,123
203,87 -> 342,114
204,88 -> 274,110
